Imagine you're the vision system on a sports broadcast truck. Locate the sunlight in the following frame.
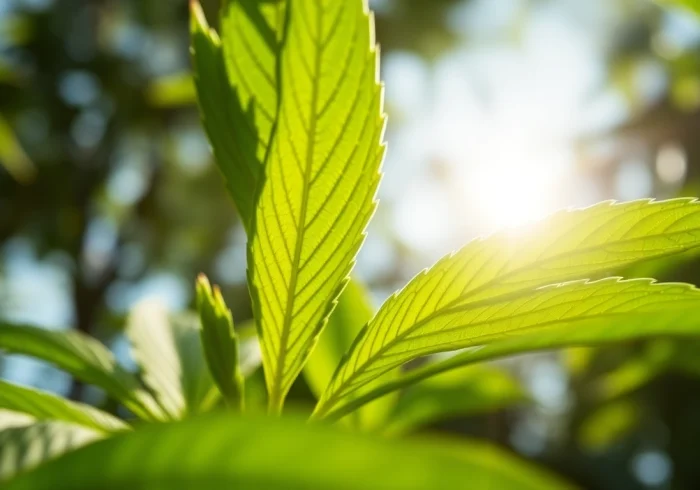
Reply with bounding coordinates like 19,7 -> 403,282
460,137 -> 568,233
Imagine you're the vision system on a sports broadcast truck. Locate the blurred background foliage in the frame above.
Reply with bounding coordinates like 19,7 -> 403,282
2,0 -> 700,488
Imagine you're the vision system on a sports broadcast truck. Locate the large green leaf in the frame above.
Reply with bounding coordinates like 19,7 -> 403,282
320,301 -> 700,422
249,0 -> 386,411
196,275 -> 244,409
0,323 -> 161,422
4,413 -> 574,490
125,301 -> 216,419
0,380 -> 128,433
304,279 -> 396,429
315,278 -> 700,420
382,365 -> 525,437
190,0 -> 283,231
0,422 -> 101,481
314,199 -> 700,418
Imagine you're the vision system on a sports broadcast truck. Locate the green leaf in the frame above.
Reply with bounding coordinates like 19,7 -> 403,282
4,413 -> 574,490
382,365 -> 525,437
0,322 -> 161,422
304,279 -> 397,429
196,274 -> 244,410
315,199 -> 700,418
315,278 -> 700,420
249,0 -> 386,412
0,380 -> 128,434
323,297 -> 700,422
146,73 -> 196,107
190,0 -> 283,231
125,300 -> 215,419
0,422 -> 101,482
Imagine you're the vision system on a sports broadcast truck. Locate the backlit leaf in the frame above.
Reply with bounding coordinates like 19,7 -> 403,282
0,422 -> 101,481
190,0 -> 284,231
315,279 -> 700,420
196,274 -> 244,409
4,413 -> 574,490
125,300 -> 215,419
249,0 -> 385,411
0,380 -> 128,433
315,199 -> 700,418
0,323 -> 161,422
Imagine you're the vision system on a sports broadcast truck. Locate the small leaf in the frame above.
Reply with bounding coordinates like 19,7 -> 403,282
315,199 -> 700,418
125,300 -> 215,419
196,274 -> 244,410
0,380 -> 128,434
0,322 -> 161,422
0,112 -> 35,184
249,0 -> 386,412
315,279 -> 700,420
0,422 -> 101,481
382,365 -> 525,437
190,0 -> 283,231
4,413 -> 574,490
304,279 -> 397,429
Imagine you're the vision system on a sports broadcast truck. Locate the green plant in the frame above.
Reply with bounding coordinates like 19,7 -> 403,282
4,0 -> 700,487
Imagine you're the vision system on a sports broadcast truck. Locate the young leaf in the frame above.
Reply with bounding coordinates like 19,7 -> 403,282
249,0 -> 386,412
0,322 -> 161,422
382,365 -> 525,437
304,279 -> 397,429
190,0 -> 283,231
0,422 -> 101,481
125,300 -> 215,419
4,413 -> 574,490
196,274 -> 244,410
314,199 -> 700,417
0,380 -> 128,434
314,278 -> 700,420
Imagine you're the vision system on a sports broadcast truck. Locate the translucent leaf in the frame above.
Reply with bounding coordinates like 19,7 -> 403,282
125,300 -> 215,419
196,275 -> 244,409
4,413 -> 573,490
0,322 -> 161,422
0,380 -> 128,434
322,299 -> 700,421
315,199 -> 700,418
315,278 -> 700,420
249,0 -> 385,411
304,279 -> 397,429
0,422 -> 101,482
190,0 -> 283,231
382,365 -> 525,437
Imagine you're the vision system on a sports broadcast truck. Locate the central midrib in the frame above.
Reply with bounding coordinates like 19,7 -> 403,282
272,3 -> 325,404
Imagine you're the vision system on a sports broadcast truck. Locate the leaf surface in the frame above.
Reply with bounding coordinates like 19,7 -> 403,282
0,422 -> 101,481
321,300 -> 700,421
0,322 -> 160,421
315,278 -> 700,419
196,275 -> 245,409
0,380 -> 128,433
249,0 -> 385,410
190,0 -> 283,230
316,199 -> 700,417
125,300 -> 215,419
4,413 -> 574,490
